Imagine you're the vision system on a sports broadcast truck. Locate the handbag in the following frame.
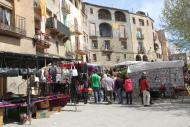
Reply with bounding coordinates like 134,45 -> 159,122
7,68 -> 19,77
0,68 -> 8,76
19,68 -> 28,75
70,66 -> 78,77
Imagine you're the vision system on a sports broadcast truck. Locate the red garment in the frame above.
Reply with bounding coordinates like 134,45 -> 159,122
123,79 -> 133,92
140,79 -> 149,92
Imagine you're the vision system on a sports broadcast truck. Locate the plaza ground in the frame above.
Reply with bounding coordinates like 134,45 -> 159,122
4,98 -> 190,127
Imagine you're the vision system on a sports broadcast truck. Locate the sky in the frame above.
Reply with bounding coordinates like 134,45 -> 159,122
83,0 -> 165,29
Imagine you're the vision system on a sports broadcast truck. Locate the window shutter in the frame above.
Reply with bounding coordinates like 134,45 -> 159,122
119,26 -> 125,38
90,23 -> 96,36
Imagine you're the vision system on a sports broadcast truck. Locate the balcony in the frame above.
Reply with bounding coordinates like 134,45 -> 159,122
138,47 -> 146,54
89,35 -> 98,39
0,14 -> 26,38
101,45 -> 113,52
137,34 -> 144,40
62,3 -> 71,14
46,17 -> 70,37
69,24 -> 82,35
119,35 -> 128,41
33,33 -> 51,50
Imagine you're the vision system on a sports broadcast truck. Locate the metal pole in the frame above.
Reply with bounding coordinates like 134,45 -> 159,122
27,74 -> 31,125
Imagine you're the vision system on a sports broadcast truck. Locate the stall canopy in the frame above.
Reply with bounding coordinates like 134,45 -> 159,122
115,61 -> 148,66
128,60 -> 184,73
0,51 -> 74,68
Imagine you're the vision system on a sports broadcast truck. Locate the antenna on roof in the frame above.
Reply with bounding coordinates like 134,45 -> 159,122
131,8 -> 134,13
147,12 -> 149,17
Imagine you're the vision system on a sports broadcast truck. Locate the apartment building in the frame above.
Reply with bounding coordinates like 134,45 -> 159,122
82,2 -> 164,65
0,0 -> 36,94
130,11 -> 162,62
65,0 -> 87,60
0,0 -> 35,54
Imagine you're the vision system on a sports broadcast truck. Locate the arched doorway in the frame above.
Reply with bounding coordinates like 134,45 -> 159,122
143,55 -> 148,61
99,23 -> 113,37
136,55 -> 141,61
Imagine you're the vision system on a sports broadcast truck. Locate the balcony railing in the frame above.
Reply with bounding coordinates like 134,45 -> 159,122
138,47 -> 146,54
119,35 -> 128,41
137,34 -> 144,40
46,17 -> 70,37
0,14 -> 26,38
69,24 -> 82,35
33,33 -> 51,49
101,45 -> 113,52
62,3 -> 71,14
89,35 -> 98,39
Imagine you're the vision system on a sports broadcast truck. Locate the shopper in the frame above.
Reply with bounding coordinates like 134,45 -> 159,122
139,73 -> 150,106
101,73 -> 107,102
115,74 -> 124,104
90,70 -> 101,103
105,74 -> 114,104
83,74 -> 89,104
123,75 -> 133,105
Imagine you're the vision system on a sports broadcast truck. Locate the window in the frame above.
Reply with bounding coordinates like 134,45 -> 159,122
119,25 -> 126,38
132,17 -> 136,24
56,41 -> 59,53
75,0 -> 78,8
92,54 -> 97,62
152,22 -> 154,29
83,32 -> 88,44
99,23 -> 113,37
75,36 -> 80,50
121,41 -> 127,49
139,19 -> 144,26
0,7 -> 12,26
147,20 -> 149,26
90,23 -> 96,36
124,54 -> 127,59
106,54 -> 111,61
104,40 -> 110,49
115,11 -> 126,22
98,9 -> 111,20
90,8 -> 93,14
92,40 -> 98,49
137,28 -> 143,39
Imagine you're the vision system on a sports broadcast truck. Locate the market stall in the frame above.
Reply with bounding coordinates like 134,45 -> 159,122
115,60 -> 185,98
0,52 -> 71,125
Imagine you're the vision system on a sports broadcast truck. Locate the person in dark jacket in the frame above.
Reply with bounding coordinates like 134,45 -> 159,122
115,74 -> 124,104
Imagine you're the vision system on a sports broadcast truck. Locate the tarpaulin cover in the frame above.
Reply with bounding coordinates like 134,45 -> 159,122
128,60 -> 184,73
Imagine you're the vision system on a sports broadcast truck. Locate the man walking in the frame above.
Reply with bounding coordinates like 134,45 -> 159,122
90,70 -> 101,103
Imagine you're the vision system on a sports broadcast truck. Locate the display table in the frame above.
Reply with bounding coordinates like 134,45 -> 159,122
0,109 -> 3,127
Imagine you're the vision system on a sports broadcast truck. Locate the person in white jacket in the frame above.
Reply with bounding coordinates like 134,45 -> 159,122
105,74 -> 114,104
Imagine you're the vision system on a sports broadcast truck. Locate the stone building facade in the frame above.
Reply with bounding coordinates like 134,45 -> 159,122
0,0 -> 85,94
82,2 -> 164,65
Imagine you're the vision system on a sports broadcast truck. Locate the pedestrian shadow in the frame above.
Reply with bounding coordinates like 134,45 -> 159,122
62,109 -> 82,112
88,102 -> 108,105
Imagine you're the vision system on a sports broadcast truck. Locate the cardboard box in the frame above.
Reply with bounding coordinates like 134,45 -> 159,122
38,101 -> 49,109
0,109 -> 4,127
51,106 -> 61,112
36,110 -> 50,119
